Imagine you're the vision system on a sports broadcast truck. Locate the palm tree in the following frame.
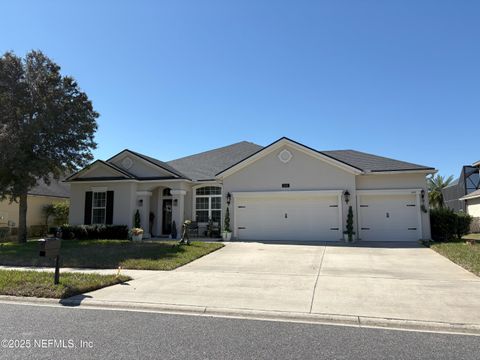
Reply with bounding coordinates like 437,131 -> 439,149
428,174 -> 454,208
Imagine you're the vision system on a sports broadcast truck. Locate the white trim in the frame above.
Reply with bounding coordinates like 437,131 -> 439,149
365,170 -> 436,175
91,187 -> 107,192
216,138 -> 363,178
171,189 -> 187,196
232,190 -> 344,199
356,189 -> 422,196
460,193 -> 480,201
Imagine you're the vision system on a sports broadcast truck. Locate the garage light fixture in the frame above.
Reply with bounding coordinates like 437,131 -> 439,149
226,192 -> 232,205
343,190 -> 350,204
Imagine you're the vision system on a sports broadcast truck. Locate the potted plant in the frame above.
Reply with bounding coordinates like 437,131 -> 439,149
131,209 -> 143,241
343,205 -> 356,242
222,207 -> 232,241
130,227 -> 144,241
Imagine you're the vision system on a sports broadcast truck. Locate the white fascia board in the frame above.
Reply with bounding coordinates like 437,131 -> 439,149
366,169 -> 437,175
460,194 -> 480,201
217,138 -> 362,178
356,189 -> 422,196
232,190 -> 343,199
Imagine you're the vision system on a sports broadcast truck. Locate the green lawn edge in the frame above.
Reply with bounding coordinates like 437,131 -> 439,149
0,240 -> 224,270
0,269 -> 131,299
430,237 -> 480,277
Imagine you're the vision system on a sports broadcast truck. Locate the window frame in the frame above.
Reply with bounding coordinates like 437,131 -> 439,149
91,191 -> 107,225
193,185 -> 222,224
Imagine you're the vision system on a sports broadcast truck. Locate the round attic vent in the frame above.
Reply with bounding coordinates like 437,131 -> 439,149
121,157 -> 133,169
278,149 -> 293,164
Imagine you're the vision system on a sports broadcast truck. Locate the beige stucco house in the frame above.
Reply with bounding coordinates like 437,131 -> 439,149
0,177 -> 70,230
67,137 -> 435,242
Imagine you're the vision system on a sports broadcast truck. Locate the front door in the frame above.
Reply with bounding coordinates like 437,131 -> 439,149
162,199 -> 173,235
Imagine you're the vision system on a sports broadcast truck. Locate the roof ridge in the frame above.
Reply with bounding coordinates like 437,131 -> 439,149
168,141 -> 262,162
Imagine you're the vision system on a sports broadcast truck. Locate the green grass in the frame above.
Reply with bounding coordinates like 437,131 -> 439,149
431,236 -> 480,276
0,269 -> 130,298
0,240 -> 224,270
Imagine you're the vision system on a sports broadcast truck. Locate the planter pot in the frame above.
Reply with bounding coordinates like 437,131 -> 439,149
222,232 -> 232,241
343,233 -> 356,243
132,234 -> 143,242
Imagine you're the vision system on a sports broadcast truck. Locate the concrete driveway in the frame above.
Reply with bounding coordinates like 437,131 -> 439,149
76,242 -> 480,326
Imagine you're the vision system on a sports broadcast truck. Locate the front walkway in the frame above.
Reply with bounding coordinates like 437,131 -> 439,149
65,241 -> 480,327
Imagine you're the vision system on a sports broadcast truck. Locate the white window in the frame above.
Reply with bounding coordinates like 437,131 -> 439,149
92,192 -> 107,224
195,186 -> 222,223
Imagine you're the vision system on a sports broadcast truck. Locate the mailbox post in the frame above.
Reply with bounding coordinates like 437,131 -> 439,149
38,238 -> 62,284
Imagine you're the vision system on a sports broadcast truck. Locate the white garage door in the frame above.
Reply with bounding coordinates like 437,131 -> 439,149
235,192 -> 341,241
358,194 -> 420,242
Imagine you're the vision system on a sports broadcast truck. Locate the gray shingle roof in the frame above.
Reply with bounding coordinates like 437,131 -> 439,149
29,176 -> 70,198
460,188 -> 480,200
322,149 -> 434,173
167,142 -> 263,181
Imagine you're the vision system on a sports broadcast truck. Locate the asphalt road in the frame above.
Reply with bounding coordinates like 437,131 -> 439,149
0,303 -> 478,360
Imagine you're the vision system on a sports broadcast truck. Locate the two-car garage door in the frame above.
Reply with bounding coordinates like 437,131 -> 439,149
235,192 -> 341,241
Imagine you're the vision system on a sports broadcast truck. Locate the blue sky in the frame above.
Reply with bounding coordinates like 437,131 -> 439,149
1,1 -> 479,178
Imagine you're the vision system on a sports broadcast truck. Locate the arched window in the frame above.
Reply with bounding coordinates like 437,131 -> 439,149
162,188 -> 172,197
195,186 -> 221,223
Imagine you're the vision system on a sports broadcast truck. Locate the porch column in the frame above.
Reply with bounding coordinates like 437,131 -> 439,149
136,191 -> 152,239
170,189 -> 186,239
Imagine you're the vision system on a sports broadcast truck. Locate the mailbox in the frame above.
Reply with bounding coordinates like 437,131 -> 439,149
38,238 -> 62,257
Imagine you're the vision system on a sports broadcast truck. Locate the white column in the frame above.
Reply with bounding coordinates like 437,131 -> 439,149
136,191 -> 152,239
170,189 -> 186,239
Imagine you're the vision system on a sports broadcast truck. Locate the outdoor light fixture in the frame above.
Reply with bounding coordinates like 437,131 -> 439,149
226,192 -> 232,205
420,189 -> 425,200
344,190 -> 350,204
138,199 -> 143,206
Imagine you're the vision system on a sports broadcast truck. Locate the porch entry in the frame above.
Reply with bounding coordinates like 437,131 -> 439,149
162,199 -> 172,235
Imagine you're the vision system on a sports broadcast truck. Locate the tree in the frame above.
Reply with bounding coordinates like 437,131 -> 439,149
427,174 -> 454,209
0,50 -> 98,242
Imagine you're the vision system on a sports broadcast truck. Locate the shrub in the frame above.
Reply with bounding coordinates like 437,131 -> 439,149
59,225 -> 129,240
28,225 -> 48,238
430,208 -> 472,242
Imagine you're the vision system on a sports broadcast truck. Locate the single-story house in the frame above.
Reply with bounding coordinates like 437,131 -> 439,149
66,137 -> 435,242
0,177 -> 70,236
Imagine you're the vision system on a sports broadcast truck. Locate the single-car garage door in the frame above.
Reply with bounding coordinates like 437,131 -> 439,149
234,191 -> 341,241
357,193 -> 420,241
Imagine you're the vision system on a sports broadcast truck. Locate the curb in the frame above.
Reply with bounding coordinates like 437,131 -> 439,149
1,295 -> 479,336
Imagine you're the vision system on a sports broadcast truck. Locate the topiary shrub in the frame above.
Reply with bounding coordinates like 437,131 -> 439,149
430,208 -> 472,241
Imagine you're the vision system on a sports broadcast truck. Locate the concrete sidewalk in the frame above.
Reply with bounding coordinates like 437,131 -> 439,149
62,242 -> 480,333
2,242 -> 480,334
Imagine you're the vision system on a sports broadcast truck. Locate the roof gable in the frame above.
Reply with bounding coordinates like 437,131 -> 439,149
65,160 -> 134,182
108,150 -> 187,179
216,137 -> 363,178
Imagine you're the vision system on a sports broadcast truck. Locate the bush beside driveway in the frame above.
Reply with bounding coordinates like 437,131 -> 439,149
0,240 -> 224,270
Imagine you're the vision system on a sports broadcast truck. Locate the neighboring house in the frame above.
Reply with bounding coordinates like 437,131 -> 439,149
67,137 -> 435,242
443,160 -> 480,212
0,177 -> 70,231
459,188 -> 480,233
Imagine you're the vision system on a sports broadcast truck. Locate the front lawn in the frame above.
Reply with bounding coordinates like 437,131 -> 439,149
0,240 -> 224,270
431,236 -> 480,276
0,269 -> 130,298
